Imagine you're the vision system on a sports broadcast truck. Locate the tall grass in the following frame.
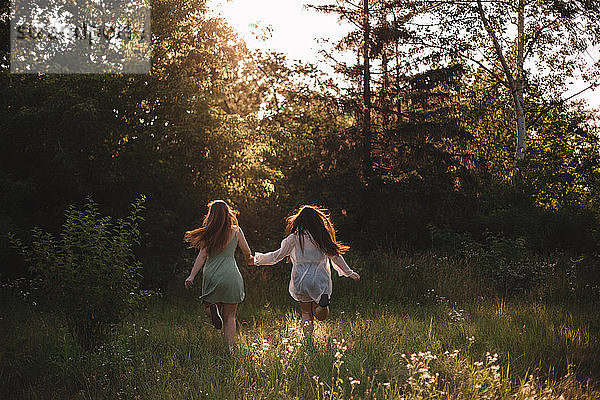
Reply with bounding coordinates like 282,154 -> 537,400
1,250 -> 599,399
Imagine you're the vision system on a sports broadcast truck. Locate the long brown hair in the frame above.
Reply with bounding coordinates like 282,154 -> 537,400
184,200 -> 238,255
286,205 -> 348,256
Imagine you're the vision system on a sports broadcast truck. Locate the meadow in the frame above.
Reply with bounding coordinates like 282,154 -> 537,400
3,0 -> 600,397
2,250 -> 600,400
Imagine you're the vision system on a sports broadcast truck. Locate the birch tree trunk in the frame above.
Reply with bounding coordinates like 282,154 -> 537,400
512,0 -> 526,188
477,0 -> 527,189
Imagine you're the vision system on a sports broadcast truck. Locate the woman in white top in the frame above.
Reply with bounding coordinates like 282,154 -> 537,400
251,205 -> 360,339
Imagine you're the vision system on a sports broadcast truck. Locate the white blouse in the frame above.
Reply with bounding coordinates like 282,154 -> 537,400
254,232 -> 355,302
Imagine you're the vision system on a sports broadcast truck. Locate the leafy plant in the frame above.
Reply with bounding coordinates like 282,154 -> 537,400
10,196 -> 152,349
428,224 -> 540,295
565,253 -> 600,304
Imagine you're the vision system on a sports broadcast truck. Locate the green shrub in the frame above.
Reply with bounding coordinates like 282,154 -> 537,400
10,196 -> 152,349
428,224 -> 541,295
565,253 -> 600,304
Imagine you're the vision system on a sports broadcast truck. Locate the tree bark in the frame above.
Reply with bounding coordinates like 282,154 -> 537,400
362,0 -> 372,182
381,46 -> 389,131
477,0 -> 527,188
394,14 -> 402,122
513,0 -> 526,188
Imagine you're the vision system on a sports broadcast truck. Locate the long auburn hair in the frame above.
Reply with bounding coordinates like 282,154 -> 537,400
184,200 -> 238,255
286,205 -> 348,256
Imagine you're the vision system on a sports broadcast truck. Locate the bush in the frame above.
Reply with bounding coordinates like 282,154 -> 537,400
428,224 -> 541,295
10,196 -> 152,349
564,253 -> 600,304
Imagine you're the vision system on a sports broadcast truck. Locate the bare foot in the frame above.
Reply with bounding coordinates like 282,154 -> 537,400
314,305 -> 329,321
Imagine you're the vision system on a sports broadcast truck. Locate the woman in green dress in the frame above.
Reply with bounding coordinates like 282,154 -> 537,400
184,200 -> 252,351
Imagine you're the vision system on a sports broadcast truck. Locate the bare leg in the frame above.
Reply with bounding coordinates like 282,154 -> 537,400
313,302 -> 329,321
221,303 -> 238,350
203,301 -> 211,318
299,301 -> 314,339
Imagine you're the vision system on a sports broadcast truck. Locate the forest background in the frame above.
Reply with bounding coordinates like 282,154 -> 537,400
2,0 -> 600,398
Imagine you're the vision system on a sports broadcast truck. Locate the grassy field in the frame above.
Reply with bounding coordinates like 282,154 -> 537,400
2,251 -> 600,399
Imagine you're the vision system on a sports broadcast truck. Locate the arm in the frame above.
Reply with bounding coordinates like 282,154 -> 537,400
185,247 -> 207,289
236,226 -> 252,264
254,234 -> 295,266
330,254 -> 360,281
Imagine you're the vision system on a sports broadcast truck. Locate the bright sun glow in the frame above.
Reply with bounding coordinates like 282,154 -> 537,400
207,0 -> 351,64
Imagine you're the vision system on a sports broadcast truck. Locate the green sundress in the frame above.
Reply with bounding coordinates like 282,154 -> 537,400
200,233 -> 245,304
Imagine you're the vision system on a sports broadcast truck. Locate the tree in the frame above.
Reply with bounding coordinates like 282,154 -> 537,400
310,0 -> 379,183
0,0 -> 274,282
310,0 -> 486,185
459,67 -> 600,209
408,0 -> 600,187
10,197 -> 151,349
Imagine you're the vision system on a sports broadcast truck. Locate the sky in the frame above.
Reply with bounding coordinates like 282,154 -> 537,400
207,0 -> 349,65
207,0 -> 600,111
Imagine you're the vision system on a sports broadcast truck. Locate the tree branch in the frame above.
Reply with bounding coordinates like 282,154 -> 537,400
476,0 -> 517,92
527,81 -> 600,129
406,39 -> 510,87
523,16 -> 560,60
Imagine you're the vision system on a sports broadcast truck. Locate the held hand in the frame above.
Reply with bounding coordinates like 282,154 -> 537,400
350,272 -> 360,282
247,255 -> 255,265
184,276 -> 194,290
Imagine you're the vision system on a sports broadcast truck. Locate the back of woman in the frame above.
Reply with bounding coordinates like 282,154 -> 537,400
252,205 -> 360,340
200,227 -> 244,305
183,200 -> 252,353
290,232 -> 327,263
